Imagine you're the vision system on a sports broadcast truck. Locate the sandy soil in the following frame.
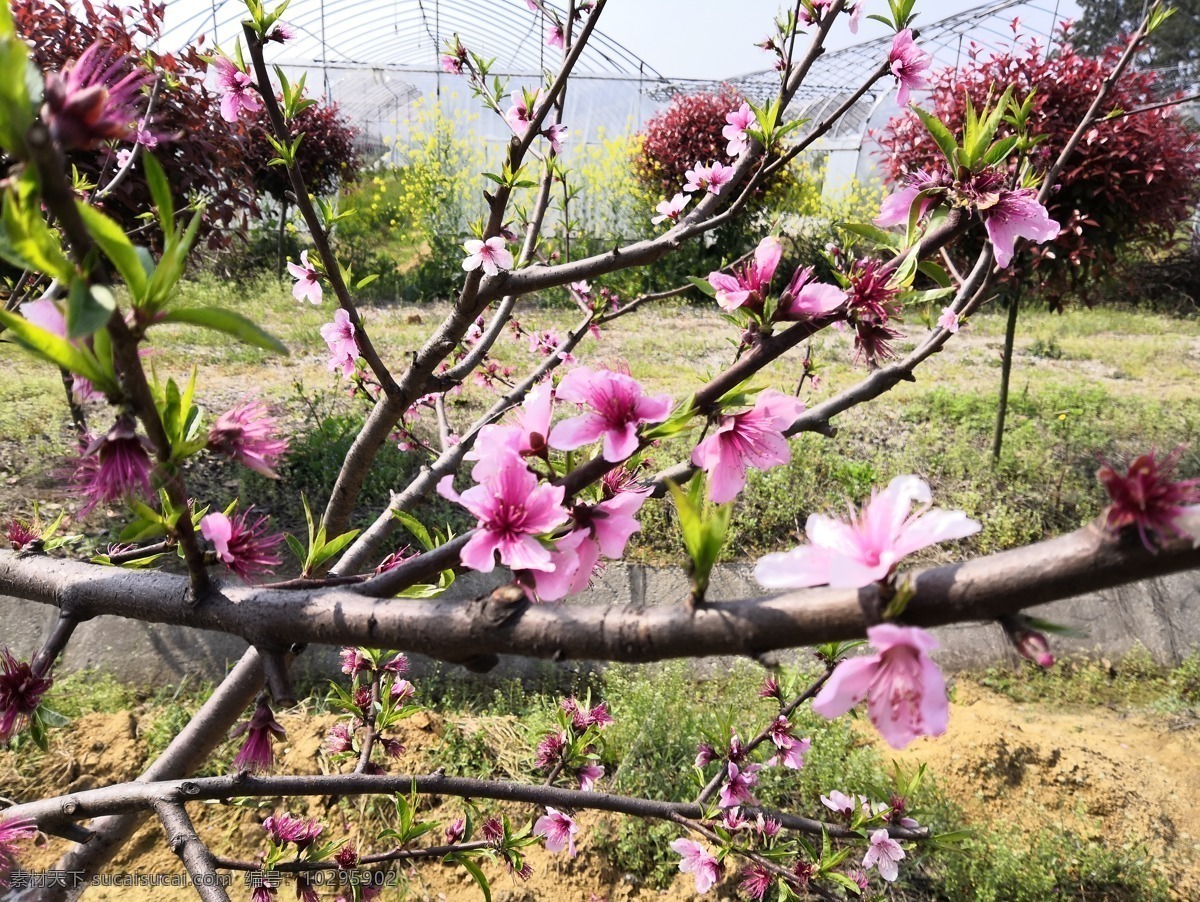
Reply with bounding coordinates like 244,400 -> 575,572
890,682 -> 1200,898
5,681 -> 1198,901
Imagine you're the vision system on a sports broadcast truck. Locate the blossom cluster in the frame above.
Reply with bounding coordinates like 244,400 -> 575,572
437,369 -> 667,597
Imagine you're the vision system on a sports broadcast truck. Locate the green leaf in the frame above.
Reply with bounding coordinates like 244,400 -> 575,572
141,153 -> 175,229
393,511 -> 436,551
838,221 -> 902,249
310,528 -> 361,570
355,273 -> 379,290
394,568 -> 455,598
0,19 -> 34,157
901,286 -> 955,306
0,308 -> 111,389
825,870 -> 863,894
981,135 -> 1020,168
641,395 -> 697,441
77,203 -> 148,301
2,180 -> 73,282
65,276 -> 115,339
917,260 -> 951,288
284,533 -> 306,563
686,275 -> 717,298
911,105 -> 959,168
961,86 -> 1014,169
157,307 -> 288,355
145,209 -> 202,308
449,853 -> 492,902
667,477 -> 732,600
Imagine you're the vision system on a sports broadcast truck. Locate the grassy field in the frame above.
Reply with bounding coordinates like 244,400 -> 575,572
2,278 -> 1199,897
2,274 -> 1198,569
3,652 -> 1197,899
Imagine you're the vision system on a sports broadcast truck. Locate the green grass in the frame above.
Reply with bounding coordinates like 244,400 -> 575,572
4,277 -> 1198,561
969,644 -> 1200,712
8,648 -> 1191,898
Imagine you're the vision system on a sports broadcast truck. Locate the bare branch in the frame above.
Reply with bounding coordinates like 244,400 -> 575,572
151,800 -> 230,902
3,527 -> 1196,666
3,772 -> 925,843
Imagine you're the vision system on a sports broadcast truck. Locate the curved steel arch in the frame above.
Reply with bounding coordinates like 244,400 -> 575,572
160,0 -> 663,78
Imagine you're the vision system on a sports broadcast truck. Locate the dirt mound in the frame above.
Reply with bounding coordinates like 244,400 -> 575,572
8,710 -> 703,901
7,687 -> 1199,900
890,682 -> 1200,897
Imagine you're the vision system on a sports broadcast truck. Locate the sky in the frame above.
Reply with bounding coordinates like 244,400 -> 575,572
587,0 -> 1083,79
158,0 -> 1086,82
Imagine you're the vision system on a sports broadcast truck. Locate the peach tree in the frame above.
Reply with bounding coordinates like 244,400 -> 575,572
0,1 -> 1197,900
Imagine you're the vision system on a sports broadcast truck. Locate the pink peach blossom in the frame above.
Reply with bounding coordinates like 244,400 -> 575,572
812,624 -> 949,750
207,401 -> 288,478
863,828 -> 905,882
532,489 -> 647,601
754,475 -> 980,589
320,309 -> 360,377
652,192 -> 691,225
544,123 -> 568,154
692,390 -> 805,503
849,2 -> 864,32
534,808 -> 579,856
550,367 -> 672,462
287,250 -> 322,305
889,30 -> 932,107
776,266 -> 847,320
199,509 -> 284,582
718,762 -> 760,808
937,307 -> 960,333
766,716 -> 810,769
462,237 -> 514,277
1098,447 -> 1200,550
874,170 -> 946,228
671,838 -> 722,894
504,88 -> 541,136
214,57 -> 261,123
0,816 -> 37,888
531,528 -> 598,601
821,790 -> 858,818
707,236 -> 782,312
683,161 -> 736,195
437,459 -> 569,573
230,700 -> 286,772
72,417 -> 154,517
983,188 -> 1060,269
466,381 -> 554,480
578,762 -> 604,791
42,43 -> 150,149
722,102 -> 754,157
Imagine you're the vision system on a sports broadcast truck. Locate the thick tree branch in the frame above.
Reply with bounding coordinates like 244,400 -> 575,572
2,526 -> 1196,666
30,649 -> 268,902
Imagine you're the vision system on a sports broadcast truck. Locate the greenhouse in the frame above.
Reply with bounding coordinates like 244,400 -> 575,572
159,0 -> 1082,190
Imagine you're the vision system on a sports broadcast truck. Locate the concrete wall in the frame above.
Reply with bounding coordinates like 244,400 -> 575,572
3,565 -> 1198,685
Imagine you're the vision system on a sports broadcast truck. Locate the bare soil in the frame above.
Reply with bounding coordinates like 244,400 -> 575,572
890,681 -> 1200,899
6,682 -> 1199,901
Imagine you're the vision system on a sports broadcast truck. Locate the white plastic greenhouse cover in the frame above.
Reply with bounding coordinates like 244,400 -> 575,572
154,0 -> 1078,164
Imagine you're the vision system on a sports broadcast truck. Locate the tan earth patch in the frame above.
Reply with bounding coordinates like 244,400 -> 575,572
887,681 -> 1200,898
6,686 -> 1199,900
